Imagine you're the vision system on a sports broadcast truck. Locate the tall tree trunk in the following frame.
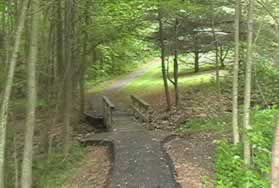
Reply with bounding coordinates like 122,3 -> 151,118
63,0 -> 74,156
159,11 -> 171,110
80,41 -> 86,115
2,1 -> 9,68
80,4 -> 90,115
173,52 -> 179,106
232,0 -> 241,145
0,0 -> 29,187
243,0 -> 255,166
56,0 -> 64,77
210,5 -> 220,91
13,136 -> 19,188
213,36 -> 220,90
272,117 -> 279,188
173,18 -> 179,106
215,48 -> 220,90
79,64 -> 86,114
20,0 -> 40,187
49,0 -> 64,154
41,15 -> 55,156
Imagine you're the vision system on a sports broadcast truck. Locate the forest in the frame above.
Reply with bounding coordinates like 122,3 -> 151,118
0,0 -> 279,187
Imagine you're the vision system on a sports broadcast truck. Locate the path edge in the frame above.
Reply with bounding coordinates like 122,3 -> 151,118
161,134 -> 183,188
80,140 -> 115,188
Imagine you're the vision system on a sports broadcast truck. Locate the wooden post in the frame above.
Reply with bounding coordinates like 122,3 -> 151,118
102,96 -> 115,129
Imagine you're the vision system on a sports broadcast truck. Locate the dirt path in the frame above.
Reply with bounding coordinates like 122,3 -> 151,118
104,58 -> 160,93
87,59 -> 160,113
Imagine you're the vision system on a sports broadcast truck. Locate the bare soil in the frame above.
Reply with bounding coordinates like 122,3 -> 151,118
164,133 -> 222,188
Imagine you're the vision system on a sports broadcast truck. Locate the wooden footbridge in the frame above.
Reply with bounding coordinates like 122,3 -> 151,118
82,95 -> 181,188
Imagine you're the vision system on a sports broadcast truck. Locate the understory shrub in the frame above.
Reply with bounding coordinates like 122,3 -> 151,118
222,60 -> 279,107
216,108 -> 278,188
86,36 -> 153,86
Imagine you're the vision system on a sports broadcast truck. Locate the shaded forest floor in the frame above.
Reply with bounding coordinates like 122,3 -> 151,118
63,146 -> 112,188
165,133 -> 218,188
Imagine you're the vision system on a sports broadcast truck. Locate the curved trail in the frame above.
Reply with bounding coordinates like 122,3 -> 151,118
88,59 -> 160,114
105,59 -> 160,93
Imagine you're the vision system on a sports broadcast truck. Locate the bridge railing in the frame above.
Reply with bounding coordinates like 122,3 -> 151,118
103,96 -> 115,129
130,95 -> 152,122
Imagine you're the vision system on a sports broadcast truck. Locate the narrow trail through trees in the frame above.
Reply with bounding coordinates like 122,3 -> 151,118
84,59 -> 181,187
88,59 -> 160,114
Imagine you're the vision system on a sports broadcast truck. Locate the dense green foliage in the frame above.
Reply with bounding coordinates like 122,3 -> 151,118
216,108 -> 278,187
86,37 -> 153,86
222,60 -> 279,106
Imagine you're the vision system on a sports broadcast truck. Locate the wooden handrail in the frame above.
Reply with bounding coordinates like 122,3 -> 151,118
103,96 -> 115,109
131,95 -> 150,110
130,95 -> 152,122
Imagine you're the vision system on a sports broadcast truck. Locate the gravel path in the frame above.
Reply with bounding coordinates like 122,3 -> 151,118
83,110 -> 181,188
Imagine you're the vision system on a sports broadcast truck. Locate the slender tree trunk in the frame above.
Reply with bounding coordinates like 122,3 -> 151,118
41,16 -> 55,156
63,0 -> 74,156
2,1 -> 9,68
243,0 -> 255,166
214,39 -> 220,90
80,44 -> 87,116
159,11 -> 171,110
50,0 -> 64,153
79,64 -> 86,114
194,50 -> 199,73
173,52 -> 179,106
210,7 -> 220,91
56,0 -> 64,76
20,0 -> 40,187
13,136 -> 19,188
215,48 -> 220,90
232,0 -> 241,145
0,0 -> 29,187
173,18 -> 179,106
80,5 -> 90,115
219,46 -> 225,68
272,117 -> 279,188
193,35 -> 199,73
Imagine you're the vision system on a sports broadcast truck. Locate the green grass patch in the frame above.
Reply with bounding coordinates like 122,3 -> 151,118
176,114 -> 232,135
122,62 -> 225,96
86,57 -> 154,93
